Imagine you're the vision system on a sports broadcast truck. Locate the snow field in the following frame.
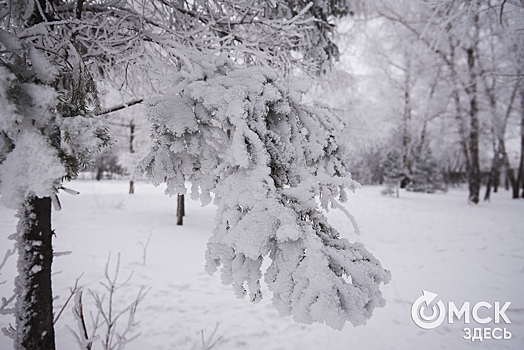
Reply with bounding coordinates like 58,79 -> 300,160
0,180 -> 523,349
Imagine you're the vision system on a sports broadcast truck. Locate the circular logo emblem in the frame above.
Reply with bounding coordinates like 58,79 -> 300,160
411,290 -> 445,329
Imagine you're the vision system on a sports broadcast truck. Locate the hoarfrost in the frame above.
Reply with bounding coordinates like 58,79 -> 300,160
28,46 -> 59,84
0,68 -> 20,132
0,28 -> 22,54
140,59 -> 390,330
0,67 -> 57,134
58,115 -> 110,163
0,131 -> 66,209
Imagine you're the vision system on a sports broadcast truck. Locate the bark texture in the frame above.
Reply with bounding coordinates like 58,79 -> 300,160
14,197 -> 55,350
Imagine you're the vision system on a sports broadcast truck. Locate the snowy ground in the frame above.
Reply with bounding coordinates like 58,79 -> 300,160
1,180 -> 523,350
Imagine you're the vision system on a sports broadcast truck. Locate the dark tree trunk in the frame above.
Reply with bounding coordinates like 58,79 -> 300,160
484,141 -> 502,201
14,197 -> 56,350
518,89 -> 524,198
14,5 -> 57,350
499,140 -> 519,199
129,122 -> 135,195
466,47 -> 481,204
484,176 -> 492,201
176,194 -> 185,226
484,140 -> 496,202
467,116 -> 480,203
493,171 -> 499,193
96,167 -> 103,181
129,123 -> 135,156
75,0 -> 85,20
507,167 -> 518,198
483,159 -> 501,201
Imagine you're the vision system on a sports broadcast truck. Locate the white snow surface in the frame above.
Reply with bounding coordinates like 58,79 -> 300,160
0,180 -> 523,349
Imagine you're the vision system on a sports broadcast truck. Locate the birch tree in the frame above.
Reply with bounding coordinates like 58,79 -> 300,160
362,0 -> 524,202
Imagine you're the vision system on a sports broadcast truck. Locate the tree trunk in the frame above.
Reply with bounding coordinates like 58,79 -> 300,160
96,167 -> 103,181
484,151 -> 502,201
484,139 -> 501,201
466,47 -> 481,204
452,88 -> 471,184
518,88 -> 524,198
493,170 -> 499,193
176,194 -> 185,226
129,122 -> 135,195
506,166 -> 518,198
14,197 -> 56,350
498,139 -> 519,198
129,122 -> 135,156
484,175 -> 492,202
402,63 -> 412,180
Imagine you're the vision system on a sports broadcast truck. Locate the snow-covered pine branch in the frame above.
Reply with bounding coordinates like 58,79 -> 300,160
139,57 -> 390,330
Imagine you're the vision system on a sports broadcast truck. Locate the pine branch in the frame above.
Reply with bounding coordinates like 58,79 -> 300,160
96,99 -> 144,116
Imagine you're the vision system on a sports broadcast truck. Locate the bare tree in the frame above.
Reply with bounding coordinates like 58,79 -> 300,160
359,0 -> 524,202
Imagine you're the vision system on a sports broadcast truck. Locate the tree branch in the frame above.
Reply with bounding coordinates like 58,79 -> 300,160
97,99 -> 144,116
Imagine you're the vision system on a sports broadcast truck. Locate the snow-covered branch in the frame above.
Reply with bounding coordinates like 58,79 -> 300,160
140,59 -> 390,329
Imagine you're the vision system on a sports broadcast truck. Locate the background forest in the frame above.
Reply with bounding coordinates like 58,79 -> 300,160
314,1 -> 524,202
97,0 -> 524,204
